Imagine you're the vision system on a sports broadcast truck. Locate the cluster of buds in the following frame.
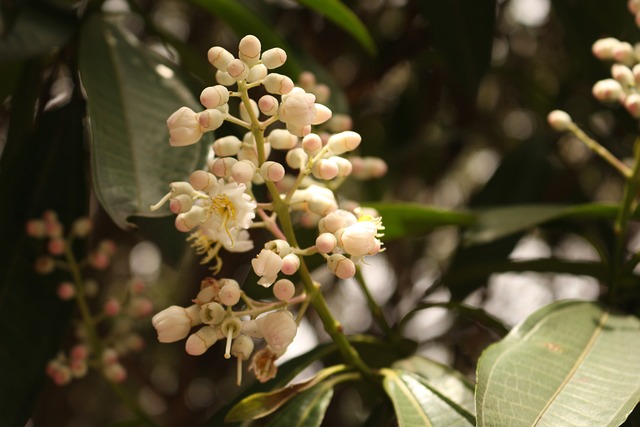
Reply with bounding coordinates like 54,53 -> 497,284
587,29 -> 640,119
152,35 -> 387,383
26,212 -> 153,386
152,277 -> 302,384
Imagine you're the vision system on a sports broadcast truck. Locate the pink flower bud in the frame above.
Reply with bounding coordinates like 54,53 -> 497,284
261,47 -> 287,69
216,70 -> 236,86
281,253 -> 300,275
273,279 -> 295,301
231,334 -> 254,360
239,35 -> 261,66
231,160 -> 256,184
592,37 -> 620,60
200,85 -> 229,108
185,326 -> 220,355
260,161 -> 285,182
89,252 -> 110,270
319,209 -> 357,234
247,64 -> 268,83
316,232 -> 337,253
302,133 -> 322,154
312,104 -> 332,125
103,363 -> 127,383
103,298 -> 121,316
327,131 -> 361,154
175,206 -> 208,232
45,221 -> 63,238
268,129 -> 298,150
257,310 -> 297,352
26,219 -> 46,238
211,157 -> 237,177
219,282 -> 242,306
227,58 -> 250,81
57,282 -> 75,300
189,170 -> 216,192
213,135 -> 243,157
259,95 -> 279,116
207,46 -> 234,71
72,217 -> 92,237
285,148 -> 308,169
592,79 -> 623,102
169,194 -> 193,214
262,73 -> 294,95
198,109 -> 224,131
71,344 -> 89,361
47,238 -> 65,256
625,93 -> 640,118
327,254 -> 356,279
312,159 -> 339,180
612,64 -> 634,86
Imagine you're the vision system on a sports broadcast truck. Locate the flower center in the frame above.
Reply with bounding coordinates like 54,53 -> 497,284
209,194 -> 237,242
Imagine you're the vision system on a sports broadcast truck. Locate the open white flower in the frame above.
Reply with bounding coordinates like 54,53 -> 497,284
199,179 -> 256,251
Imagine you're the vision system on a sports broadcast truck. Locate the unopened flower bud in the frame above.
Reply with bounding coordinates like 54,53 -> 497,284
331,156 -> 353,177
312,158 -> 339,180
252,249 -> 283,287
268,129 -> 297,150
219,282 -> 242,306
312,104 -> 332,125
232,334 -> 255,362
327,131 -> 361,154
281,253 -> 300,275
200,85 -> 230,108
48,238 -> 65,256
26,219 -> 46,238
72,218 -> 92,237
260,161 -> 286,182
247,64 -> 268,83
273,279 -> 295,301
612,64 -> 635,86
319,209 -> 357,234
152,304 -> 201,343
547,110 -> 573,132
89,251 -> 110,270
216,70 -> 236,86
261,47 -> 287,69
614,42 -> 635,65
175,206 -> 208,232
103,298 -> 121,316
262,73 -> 294,95
198,109 -> 225,131
239,35 -> 261,66
285,148 -> 308,169
169,194 -> 193,214
101,347 -> 119,365
258,95 -> 279,116
286,123 -> 311,137
592,37 -> 621,60
208,46 -> 234,71
167,107 -> 202,147
189,170 -> 216,192
211,157 -> 237,177
231,160 -> 256,184
213,135 -> 243,157
592,79 -> 623,102
308,196 -> 337,216
316,232 -> 337,253
257,310 -> 297,352
327,254 -> 356,279
302,133 -> 322,154
185,326 -> 220,356
45,220 -> 63,238
227,58 -> 250,81
199,302 -> 226,325
71,344 -> 89,361
103,363 -> 127,383
625,93 -> 640,118
239,98 -> 259,123
57,282 -> 75,300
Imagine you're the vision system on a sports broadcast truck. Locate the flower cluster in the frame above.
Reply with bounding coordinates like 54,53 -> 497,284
152,35 -> 387,383
152,277 -> 301,384
26,212 -> 153,386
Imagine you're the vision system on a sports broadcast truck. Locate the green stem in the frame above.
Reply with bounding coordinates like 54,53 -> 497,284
353,268 -> 397,343
569,123 -> 633,178
610,138 -> 640,304
236,80 -> 372,377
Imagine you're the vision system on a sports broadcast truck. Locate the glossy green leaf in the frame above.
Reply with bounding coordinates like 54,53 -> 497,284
266,380 -> 335,427
464,203 -> 624,246
225,365 -> 346,422
364,202 -> 474,240
382,369 -> 475,427
78,14 -> 209,229
392,356 -> 476,416
0,1 -> 76,61
296,0 -> 376,54
476,301 -> 640,426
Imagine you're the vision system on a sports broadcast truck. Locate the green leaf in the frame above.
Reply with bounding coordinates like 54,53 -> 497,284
0,0 -> 77,61
392,356 -> 476,416
78,13 -> 209,229
476,301 -> 640,426
266,379 -> 337,427
296,0 -> 376,55
364,202 -> 474,240
382,369 -> 475,427
225,365 -> 347,422
464,203 -> 623,246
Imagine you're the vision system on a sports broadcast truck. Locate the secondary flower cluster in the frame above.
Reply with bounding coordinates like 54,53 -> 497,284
152,277 -> 302,384
26,212 -> 153,385
152,35 -> 387,382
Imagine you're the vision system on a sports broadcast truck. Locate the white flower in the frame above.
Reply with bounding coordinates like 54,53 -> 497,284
167,107 -> 203,147
279,88 -> 317,129
199,179 -> 256,252
152,305 -> 201,343
340,220 -> 381,257
251,249 -> 283,287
